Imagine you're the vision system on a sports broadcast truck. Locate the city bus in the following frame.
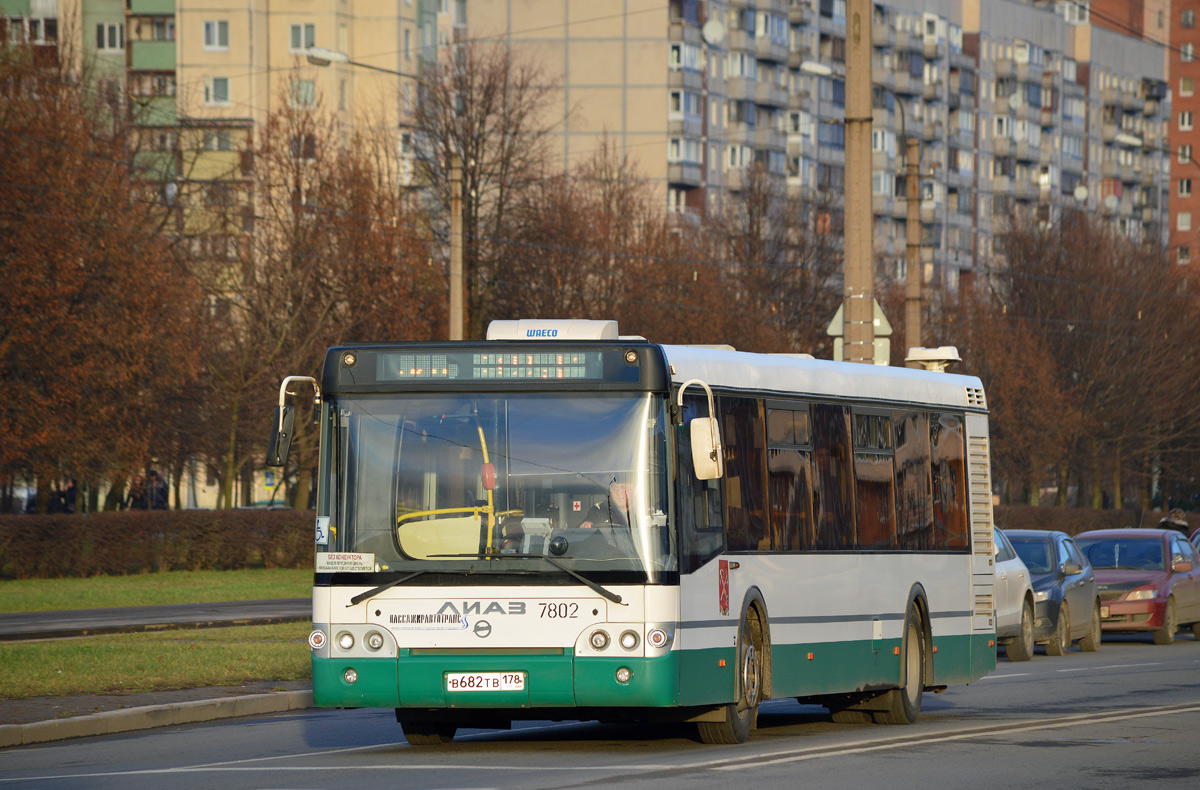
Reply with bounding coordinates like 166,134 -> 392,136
267,319 -> 997,745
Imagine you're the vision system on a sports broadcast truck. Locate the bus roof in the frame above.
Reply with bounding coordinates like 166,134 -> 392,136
661,345 -> 986,411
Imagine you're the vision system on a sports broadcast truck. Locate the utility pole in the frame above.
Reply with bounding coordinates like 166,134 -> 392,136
449,152 -> 464,341
843,0 -> 874,364
904,135 -> 922,366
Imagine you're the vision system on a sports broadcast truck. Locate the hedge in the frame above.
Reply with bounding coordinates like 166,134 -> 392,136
0,509 -> 312,579
992,505 -> 1195,537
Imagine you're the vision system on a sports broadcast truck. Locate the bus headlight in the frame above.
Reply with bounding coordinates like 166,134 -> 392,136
337,632 -> 355,651
308,630 -> 327,650
590,630 -> 610,650
619,630 -> 639,651
365,631 -> 385,651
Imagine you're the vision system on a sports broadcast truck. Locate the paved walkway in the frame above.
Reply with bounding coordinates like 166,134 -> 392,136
0,600 -> 315,747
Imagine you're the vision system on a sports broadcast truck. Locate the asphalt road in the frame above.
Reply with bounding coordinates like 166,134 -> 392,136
0,599 -> 310,640
2,633 -> 1198,790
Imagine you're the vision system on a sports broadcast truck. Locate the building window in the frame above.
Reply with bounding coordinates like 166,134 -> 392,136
290,134 -> 317,160
203,130 -> 232,151
1183,77 -> 1195,97
1185,9 -> 1196,28
290,23 -> 316,53
1179,246 -> 1191,264
1181,179 -> 1193,197
290,79 -> 316,108
95,23 -> 124,52
1179,212 -> 1192,232
1182,144 -> 1193,165
339,79 -> 347,110
1182,111 -> 1195,131
204,77 -> 230,106
204,20 -> 229,50
1184,43 -> 1195,63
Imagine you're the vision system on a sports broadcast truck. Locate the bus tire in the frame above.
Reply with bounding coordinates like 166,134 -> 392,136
872,607 -> 925,725
399,718 -> 457,746
698,608 -> 763,744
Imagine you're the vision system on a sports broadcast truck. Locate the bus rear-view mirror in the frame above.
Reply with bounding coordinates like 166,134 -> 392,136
266,405 -> 296,467
690,417 -> 724,480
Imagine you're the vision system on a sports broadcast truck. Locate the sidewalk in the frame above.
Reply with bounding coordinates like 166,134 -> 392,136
0,680 -> 314,748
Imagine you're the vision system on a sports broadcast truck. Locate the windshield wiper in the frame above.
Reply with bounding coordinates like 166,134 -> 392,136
347,570 -> 428,607
433,552 -> 625,605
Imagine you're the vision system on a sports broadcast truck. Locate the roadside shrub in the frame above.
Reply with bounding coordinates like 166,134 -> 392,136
993,505 -> 1191,536
0,510 -> 312,579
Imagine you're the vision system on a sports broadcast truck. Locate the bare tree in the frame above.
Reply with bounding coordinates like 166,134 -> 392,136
413,41 -> 558,338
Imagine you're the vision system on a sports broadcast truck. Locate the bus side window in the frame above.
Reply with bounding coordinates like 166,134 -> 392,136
678,394 -> 724,572
721,396 -> 769,552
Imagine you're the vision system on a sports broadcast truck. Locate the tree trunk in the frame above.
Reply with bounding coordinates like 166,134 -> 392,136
221,406 -> 240,509
104,475 -> 126,510
1111,444 -> 1122,509
1056,460 -> 1070,507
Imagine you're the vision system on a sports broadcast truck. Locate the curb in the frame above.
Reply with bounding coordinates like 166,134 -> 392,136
0,690 -> 314,748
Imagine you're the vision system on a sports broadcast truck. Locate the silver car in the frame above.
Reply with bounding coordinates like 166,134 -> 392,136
994,527 -> 1035,661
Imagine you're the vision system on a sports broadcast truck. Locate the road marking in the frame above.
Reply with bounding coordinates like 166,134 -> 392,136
708,702 -> 1200,770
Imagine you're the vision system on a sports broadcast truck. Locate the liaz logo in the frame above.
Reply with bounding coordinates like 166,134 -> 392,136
526,329 -> 557,337
438,601 -> 527,615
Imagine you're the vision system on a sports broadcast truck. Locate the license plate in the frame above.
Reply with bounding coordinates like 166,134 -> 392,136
445,672 -> 525,692
1101,606 -> 1110,618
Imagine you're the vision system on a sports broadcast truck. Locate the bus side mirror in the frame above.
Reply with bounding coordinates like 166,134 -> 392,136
690,417 -> 724,480
266,405 -> 296,467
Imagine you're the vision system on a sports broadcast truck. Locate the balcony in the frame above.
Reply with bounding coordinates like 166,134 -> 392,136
1014,140 -> 1042,162
993,138 -> 1011,158
924,40 -> 945,61
994,58 -> 1014,79
1101,122 -> 1117,143
1123,91 -> 1144,112
1102,87 -> 1120,107
1013,179 -> 1040,201
922,120 -> 944,142
1041,108 -> 1054,127
131,95 -> 176,126
895,29 -> 923,53
1101,160 -> 1120,179
872,149 -> 894,171
728,30 -> 753,53
923,80 -> 941,101
948,128 -> 975,149
667,163 -> 703,187
667,117 -> 703,138
872,195 -> 896,217
130,0 -> 176,12
921,203 -> 938,224
727,77 -> 755,101
668,69 -> 702,92
756,37 -> 788,63
756,81 -> 788,107
130,40 -> 175,71
789,2 -> 812,26
726,122 -> 755,146
872,22 -> 895,48
755,127 -> 786,150
950,50 -> 976,70
668,21 -> 702,45
892,71 -> 920,96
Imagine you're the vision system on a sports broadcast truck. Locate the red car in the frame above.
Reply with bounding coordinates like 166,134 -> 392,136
1074,528 -> 1200,645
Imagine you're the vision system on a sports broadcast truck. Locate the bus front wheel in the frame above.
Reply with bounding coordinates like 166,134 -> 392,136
698,609 -> 764,744
398,717 -> 457,746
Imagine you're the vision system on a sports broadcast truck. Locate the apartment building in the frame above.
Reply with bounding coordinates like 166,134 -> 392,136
463,0 -> 1171,289
1,0 -> 1178,285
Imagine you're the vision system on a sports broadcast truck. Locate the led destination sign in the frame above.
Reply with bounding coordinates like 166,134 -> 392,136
374,350 -> 606,382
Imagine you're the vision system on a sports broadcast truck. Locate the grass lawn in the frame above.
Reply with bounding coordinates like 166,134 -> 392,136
0,622 -> 311,699
0,568 -> 311,613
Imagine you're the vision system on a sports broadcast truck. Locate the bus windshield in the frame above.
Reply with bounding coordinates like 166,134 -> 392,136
325,392 -> 673,579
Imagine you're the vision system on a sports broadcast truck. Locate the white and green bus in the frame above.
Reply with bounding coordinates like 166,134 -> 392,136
269,319 -> 996,745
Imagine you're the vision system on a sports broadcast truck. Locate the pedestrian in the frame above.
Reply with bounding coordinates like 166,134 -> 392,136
126,475 -> 148,510
149,470 -> 168,510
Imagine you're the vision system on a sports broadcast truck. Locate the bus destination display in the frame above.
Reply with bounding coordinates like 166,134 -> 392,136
375,350 -> 605,381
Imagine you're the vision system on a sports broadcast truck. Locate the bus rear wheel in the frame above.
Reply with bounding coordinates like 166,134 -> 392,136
698,609 -> 763,744
873,608 -> 925,725
398,717 -> 457,746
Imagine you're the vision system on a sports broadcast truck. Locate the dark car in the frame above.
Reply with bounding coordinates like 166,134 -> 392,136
1003,529 -> 1101,655
1075,528 -> 1200,645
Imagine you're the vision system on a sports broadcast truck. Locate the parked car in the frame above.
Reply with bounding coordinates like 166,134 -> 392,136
1004,529 -> 1101,655
1075,528 -> 1200,645
993,528 -> 1035,661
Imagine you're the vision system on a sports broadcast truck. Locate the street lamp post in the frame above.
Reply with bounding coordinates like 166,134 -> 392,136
306,47 -> 463,340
